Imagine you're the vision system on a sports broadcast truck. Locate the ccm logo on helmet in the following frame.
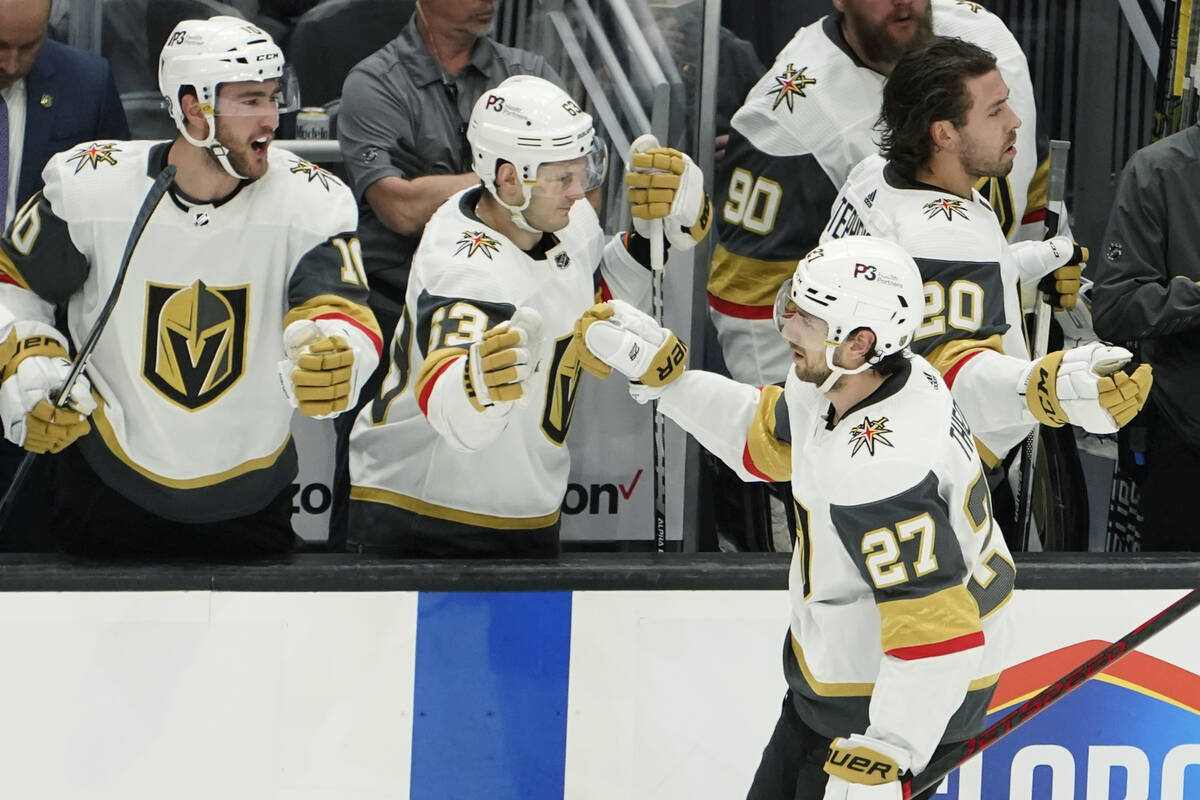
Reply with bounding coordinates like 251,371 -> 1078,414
853,263 -> 878,280
256,53 -> 279,61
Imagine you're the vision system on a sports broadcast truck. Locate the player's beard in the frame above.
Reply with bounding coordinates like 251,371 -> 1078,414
848,2 -> 934,65
209,121 -> 270,181
960,133 -> 1017,180
792,350 -> 836,387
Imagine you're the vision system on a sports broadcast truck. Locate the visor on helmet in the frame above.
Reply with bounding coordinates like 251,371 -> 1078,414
529,137 -> 609,196
209,65 -> 301,117
772,278 -> 800,332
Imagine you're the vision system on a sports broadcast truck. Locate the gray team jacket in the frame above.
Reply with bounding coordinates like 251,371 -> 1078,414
1092,123 -> 1200,444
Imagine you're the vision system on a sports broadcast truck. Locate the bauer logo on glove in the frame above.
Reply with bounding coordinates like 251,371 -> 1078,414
573,299 -> 688,389
0,324 -> 97,454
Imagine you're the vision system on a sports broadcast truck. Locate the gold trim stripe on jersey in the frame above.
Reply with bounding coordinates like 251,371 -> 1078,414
878,584 -> 983,653
790,635 -> 999,697
351,485 -> 561,530
707,245 -> 797,308
746,385 -> 791,482
91,400 -> 291,488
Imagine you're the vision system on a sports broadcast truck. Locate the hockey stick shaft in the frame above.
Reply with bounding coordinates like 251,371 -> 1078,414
0,165 -> 175,531
1016,140 -> 1069,551
629,132 -> 668,551
651,261 -> 667,552
906,585 -> 1200,797
1154,0 -> 1183,140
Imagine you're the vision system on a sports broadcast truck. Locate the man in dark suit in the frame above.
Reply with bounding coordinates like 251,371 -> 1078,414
2,0 -> 130,219
0,0 -> 129,550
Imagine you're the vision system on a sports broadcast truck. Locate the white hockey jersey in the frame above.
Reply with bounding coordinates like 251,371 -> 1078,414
655,356 -> 1015,773
348,186 -> 650,542
821,154 -> 1042,462
707,0 -> 1039,384
0,140 -> 381,522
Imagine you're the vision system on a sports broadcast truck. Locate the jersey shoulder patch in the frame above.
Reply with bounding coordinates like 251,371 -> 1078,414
732,19 -> 872,156
264,147 -> 358,235
42,139 -> 160,223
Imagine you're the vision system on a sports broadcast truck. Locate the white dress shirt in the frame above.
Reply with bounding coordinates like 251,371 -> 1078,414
2,79 -> 27,227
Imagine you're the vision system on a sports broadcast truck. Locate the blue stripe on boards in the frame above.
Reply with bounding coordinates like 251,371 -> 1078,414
411,592 -> 573,800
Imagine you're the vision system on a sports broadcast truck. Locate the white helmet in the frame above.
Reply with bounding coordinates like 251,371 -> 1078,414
158,16 -> 297,179
467,75 -> 608,232
774,236 -> 924,391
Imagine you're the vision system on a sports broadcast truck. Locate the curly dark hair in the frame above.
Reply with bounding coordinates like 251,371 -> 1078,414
877,37 -> 999,181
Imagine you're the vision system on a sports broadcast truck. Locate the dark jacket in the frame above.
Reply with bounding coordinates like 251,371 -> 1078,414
1092,124 -> 1200,443
17,38 -> 130,208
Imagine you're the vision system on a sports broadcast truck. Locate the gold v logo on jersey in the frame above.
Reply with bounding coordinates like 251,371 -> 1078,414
767,64 -> 817,112
540,335 -> 584,447
143,280 -> 249,411
289,157 -> 340,191
66,143 -> 121,173
455,230 -> 502,259
922,198 -> 970,222
848,415 -> 894,457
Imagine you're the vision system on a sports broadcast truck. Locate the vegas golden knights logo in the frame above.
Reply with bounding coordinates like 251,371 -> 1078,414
540,334 -> 584,446
143,280 -> 249,410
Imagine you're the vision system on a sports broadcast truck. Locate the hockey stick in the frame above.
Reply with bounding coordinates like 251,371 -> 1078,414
0,165 -> 176,532
1016,140 -> 1069,551
650,257 -> 667,552
905,584 -> 1200,797
1154,0 -> 1184,141
628,133 -> 668,552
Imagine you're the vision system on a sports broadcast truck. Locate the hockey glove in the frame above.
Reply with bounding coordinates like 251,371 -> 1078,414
1012,236 -> 1087,310
465,307 -> 545,409
0,327 -> 95,453
572,304 -> 616,379
575,299 -> 687,404
1020,342 -> 1153,434
822,734 -> 909,800
280,320 -> 359,418
626,136 -> 712,253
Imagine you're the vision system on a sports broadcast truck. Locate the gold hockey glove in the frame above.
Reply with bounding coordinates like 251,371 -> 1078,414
1021,342 -> 1151,434
575,299 -> 687,402
465,307 -> 545,408
0,328 -> 95,453
291,336 -> 355,417
1037,241 -> 1087,311
626,138 -> 712,252
822,733 -> 909,800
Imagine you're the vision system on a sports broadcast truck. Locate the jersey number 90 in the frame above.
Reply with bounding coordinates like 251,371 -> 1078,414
723,168 -> 782,235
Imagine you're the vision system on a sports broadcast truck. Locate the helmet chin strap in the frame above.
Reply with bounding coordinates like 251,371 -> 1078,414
210,143 -> 250,181
180,115 -> 250,181
817,343 -> 874,393
488,183 -> 541,234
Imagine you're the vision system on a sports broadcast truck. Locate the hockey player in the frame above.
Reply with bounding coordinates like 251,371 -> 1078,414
0,16 -> 382,555
347,75 -> 711,557
708,0 -> 1048,386
573,236 -> 1013,800
820,36 -> 1151,469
